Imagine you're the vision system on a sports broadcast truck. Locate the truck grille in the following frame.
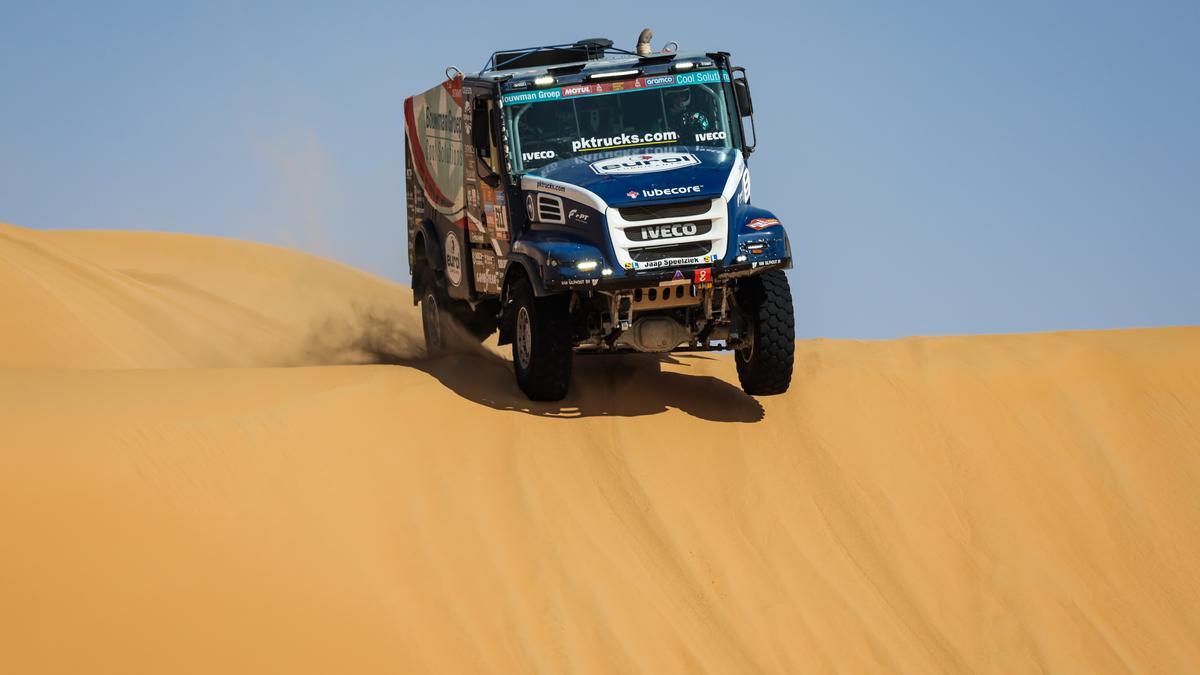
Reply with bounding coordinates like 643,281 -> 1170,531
617,199 -> 711,222
629,242 -> 712,263
606,196 -> 728,271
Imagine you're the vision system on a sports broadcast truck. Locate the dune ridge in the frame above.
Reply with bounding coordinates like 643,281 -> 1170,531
0,222 -> 424,368
1,223 -> 1198,673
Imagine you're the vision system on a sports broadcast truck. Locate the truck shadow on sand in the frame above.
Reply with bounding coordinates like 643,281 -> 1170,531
398,351 -> 765,422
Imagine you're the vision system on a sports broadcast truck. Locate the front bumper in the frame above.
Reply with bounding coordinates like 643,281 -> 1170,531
542,255 -> 790,291
520,205 -> 791,292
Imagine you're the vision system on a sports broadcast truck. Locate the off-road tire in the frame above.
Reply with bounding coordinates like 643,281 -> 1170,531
735,270 -> 795,395
419,266 -> 448,356
510,276 -> 573,401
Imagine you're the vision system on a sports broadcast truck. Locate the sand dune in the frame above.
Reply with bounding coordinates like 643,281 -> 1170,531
2,222 -> 1198,673
0,223 -> 424,368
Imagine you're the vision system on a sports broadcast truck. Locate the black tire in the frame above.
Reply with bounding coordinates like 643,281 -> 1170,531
509,276 -> 573,401
419,266 -> 448,356
734,270 -> 795,395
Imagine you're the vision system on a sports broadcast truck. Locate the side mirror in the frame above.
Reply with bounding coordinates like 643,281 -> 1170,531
471,105 -> 490,155
731,66 -> 757,153
733,79 -> 754,117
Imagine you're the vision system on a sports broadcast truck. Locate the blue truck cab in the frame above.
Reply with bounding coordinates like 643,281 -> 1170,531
405,33 -> 795,400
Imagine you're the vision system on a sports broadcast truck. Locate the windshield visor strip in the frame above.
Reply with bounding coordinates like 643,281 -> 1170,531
500,70 -> 731,105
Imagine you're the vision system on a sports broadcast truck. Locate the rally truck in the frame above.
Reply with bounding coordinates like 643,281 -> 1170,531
404,30 -> 794,401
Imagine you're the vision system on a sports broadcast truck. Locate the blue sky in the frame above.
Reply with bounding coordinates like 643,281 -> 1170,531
2,1 -> 1196,338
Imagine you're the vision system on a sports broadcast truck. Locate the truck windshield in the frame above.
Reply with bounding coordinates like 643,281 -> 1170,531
501,69 -> 738,173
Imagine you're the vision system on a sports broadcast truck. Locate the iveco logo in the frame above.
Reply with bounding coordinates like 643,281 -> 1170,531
638,222 -> 699,240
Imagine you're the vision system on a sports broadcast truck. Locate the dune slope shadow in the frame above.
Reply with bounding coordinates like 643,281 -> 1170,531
401,350 -> 764,422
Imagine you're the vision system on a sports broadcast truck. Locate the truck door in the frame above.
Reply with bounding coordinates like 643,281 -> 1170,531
462,84 -> 509,297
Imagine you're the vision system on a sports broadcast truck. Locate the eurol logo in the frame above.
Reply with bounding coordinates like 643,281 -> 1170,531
591,152 -> 700,175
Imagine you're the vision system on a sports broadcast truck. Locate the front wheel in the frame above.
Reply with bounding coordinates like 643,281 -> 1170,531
735,270 -> 795,395
510,276 -> 573,401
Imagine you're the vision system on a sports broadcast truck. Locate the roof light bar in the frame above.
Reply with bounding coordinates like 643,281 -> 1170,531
534,75 -> 556,87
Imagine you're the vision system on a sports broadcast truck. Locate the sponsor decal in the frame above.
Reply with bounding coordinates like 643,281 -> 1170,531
535,181 -> 566,193
694,131 -> 727,142
522,149 -> 556,161
674,70 -> 728,85
424,109 -> 462,134
567,208 -> 590,223
405,85 -> 465,213
471,250 -> 499,290
623,262 -> 634,270
750,259 -> 783,269
444,231 -> 463,286
672,270 -> 685,280
562,84 -> 598,97
591,152 -> 700,175
693,268 -> 713,284
501,69 -> 731,105
634,256 -> 708,270
501,88 -> 563,104
626,190 -> 639,199
573,131 -> 679,153
641,185 -> 702,198
746,217 -> 780,230
738,169 -> 751,206
494,204 -> 509,239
